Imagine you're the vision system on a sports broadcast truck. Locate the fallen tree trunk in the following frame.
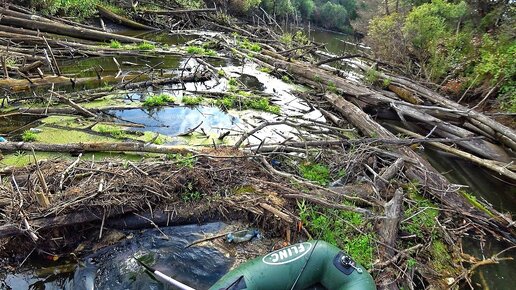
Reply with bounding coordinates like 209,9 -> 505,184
0,141 -> 194,155
0,15 -> 145,43
138,8 -> 217,14
378,71 -> 516,151
390,125 -> 516,181
97,5 -> 157,30
376,187 -> 404,290
323,92 -> 515,243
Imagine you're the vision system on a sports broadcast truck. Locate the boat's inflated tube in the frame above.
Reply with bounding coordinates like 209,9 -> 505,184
209,240 -> 376,290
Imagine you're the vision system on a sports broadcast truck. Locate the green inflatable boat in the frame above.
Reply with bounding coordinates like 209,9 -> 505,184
210,240 -> 376,290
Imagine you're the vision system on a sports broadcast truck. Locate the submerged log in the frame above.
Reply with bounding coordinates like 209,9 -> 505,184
0,15 -> 145,43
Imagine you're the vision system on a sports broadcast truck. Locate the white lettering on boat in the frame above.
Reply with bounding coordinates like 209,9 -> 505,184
262,242 -> 313,265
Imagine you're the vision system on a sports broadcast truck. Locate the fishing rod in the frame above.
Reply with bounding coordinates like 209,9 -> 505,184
134,256 -> 196,290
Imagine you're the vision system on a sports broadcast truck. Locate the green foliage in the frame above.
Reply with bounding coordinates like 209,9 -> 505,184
239,38 -> 262,52
229,0 -> 262,13
319,1 -> 350,31
327,81 -> 337,93
473,35 -> 516,112
280,31 -> 310,47
182,96 -> 204,106
95,125 -> 124,138
175,0 -> 204,8
143,94 -> 175,107
31,0 -> 100,19
136,42 -> 155,51
166,153 -> 197,168
299,162 -> 330,185
109,40 -> 122,49
281,75 -> 293,83
298,201 -> 374,268
430,240 -> 453,271
364,69 -> 380,85
181,182 -> 202,202
22,130 -> 37,142
212,93 -> 280,114
259,67 -> 272,73
217,69 -> 226,77
296,0 -> 315,19
401,183 -> 440,239
228,78 -> 238,87
186,46 -> 216,56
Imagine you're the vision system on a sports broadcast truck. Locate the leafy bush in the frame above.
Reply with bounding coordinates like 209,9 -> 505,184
319,2 -> 350,31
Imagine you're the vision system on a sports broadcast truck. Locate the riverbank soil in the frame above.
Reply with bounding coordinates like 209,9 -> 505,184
0,1 -> 514,289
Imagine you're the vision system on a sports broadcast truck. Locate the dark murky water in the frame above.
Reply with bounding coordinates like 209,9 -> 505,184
1,222 -> 233,290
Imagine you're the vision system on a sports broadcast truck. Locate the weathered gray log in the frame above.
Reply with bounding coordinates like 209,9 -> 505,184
379,71 -> 516,151
139,8 -> 217,14
390,125 -> 516,181
97,5 -> 157,30
323,92 -> 515,243
0,7 -> 55,23
0,15 -> 145,43
0,141 -> 194,155
376,187 -> 404,290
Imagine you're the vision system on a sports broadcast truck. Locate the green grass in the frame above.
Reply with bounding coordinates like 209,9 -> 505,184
143,94 -> 175,107
181,181 -> 202,202
259,67 -> 272,73
22,130 -> 37,142
109,40 -> 122,49
239,38 -> 261,52
298,200 -> 374,268
327,82 -> 337,93
136,42 -> 155,51
166,153 -> 197,168
186,46 -> 216,56
182,96 -> 203,106
212,93 -> 280,114
281,75 -> 293,84
401,183 -> 440,239
299,162 -> 330,186
95,124 -> 124,138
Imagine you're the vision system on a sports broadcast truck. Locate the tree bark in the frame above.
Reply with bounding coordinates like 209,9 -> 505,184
0,15 -> 145,43
0,141 -> 194,155
97,5 -> 157,30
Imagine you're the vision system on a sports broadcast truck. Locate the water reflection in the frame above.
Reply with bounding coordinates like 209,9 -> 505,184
108,106 -> 239,137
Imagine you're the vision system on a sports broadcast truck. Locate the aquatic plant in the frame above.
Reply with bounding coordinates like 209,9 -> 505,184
136,42 -> 155,51
143,94 -> 175,107
186,46 -> 216,56
182,96 -> 204,106
109,40 -> 122,49
22,130 -> 37,142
